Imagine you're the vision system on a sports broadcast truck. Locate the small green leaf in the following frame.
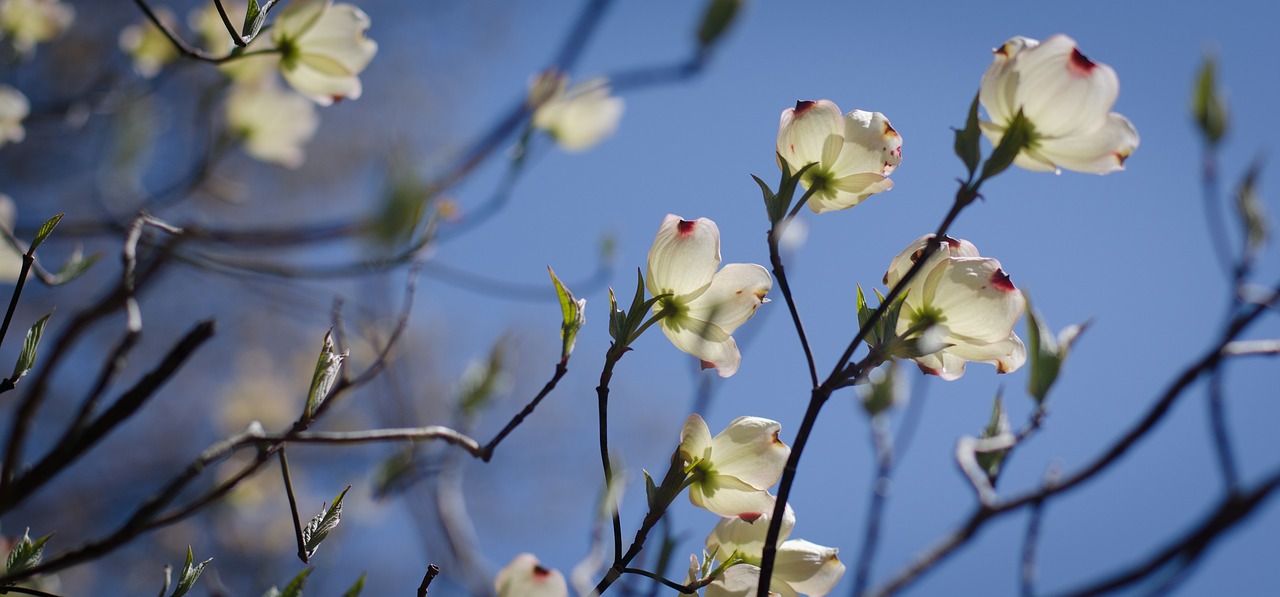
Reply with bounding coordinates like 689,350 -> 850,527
280,567 -> 313,597
975,394 -> 1011,480
240,0 -> 278,40
10,312 -> 52,385
170,546 -> 213,597
753,174 -> 784,225
954,93 -> 982,178
51,246 -> 102,286
980,110 -> 1033,182
1025,296 -> 1088,405
1192,54 -> 1228,146
371,448 -> 417,498
643,469 -> 657,508
549,267 -> 586,361
4,528 -> 52,579
1235,158 -> 1268,257
303,329 -> 348,420
860,362 -> 900,417
29,213 -> 63,254
340,572 -> 367,597
696,0 -> 741,47
607,287 -> 624,343
302,486 -> 351,559
458,341 -> 506,418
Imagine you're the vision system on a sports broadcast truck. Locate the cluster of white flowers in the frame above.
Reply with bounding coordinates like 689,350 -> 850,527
0,0 -> 73,54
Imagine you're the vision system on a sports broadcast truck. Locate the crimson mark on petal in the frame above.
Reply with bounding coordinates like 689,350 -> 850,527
738,512 -> 763,523
990,269 -> 1016,292
533,565 -> 552,578
793,100 -> 816,113
677,219 -> 697,235
1067,48 -> 1097,77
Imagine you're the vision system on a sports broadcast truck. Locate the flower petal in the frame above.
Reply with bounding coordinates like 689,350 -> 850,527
777,100 -> 844,175
830,110 -> 902,177
1036,112 -> 1139,174
690,475 -> 776,519
979,36 -> 1039,126
913,349 -> 969,381
646,214 -> 720,300
685,263 -> 772,335
927,257 -> 1025,343
710,416 -> 789,490
946,332 -> 1027,374
774,539 -> 845,597
1013,34 -> 1119,137
884,234 -> 980,288
806,173 -> 893,213
495,553 -> 569,597
679,413 -> 713,463
706,565 -> 783,597
706,502 -> 796,560
657,317 -> 741,377
532,78 -> 624,152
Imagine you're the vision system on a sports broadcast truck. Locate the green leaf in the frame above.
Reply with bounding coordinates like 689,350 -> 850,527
302,486 -> 351,560
240,0 -> 279,40
4,529 -> 52,579
980,110 -> 1033,182
1024,297 -> 1087,405
303,329 -> 348,420
10,312 -> 52,385
458,341 -> 506,417
643,469 -> 657,509
371,448 -> 417,498
1192,54 -> 1228,145
860,362 -> 900,417
975,394 -> 1011,480
1235,158 -> 1268,257
954,93 -> 982,178
51,246 -> 102,286
29,213 -> 63,254
279,567 -> 313,597
696,0 -> 741,47
607,287 -> 624,343
548,266 -> 585,361
340,572 -> 367,597
753,174 -> 784,225
170,546 -> 213,597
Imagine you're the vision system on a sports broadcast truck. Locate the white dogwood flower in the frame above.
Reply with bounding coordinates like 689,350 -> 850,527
884,234 -> 1026,380
646,215 -> 771,377
705,505 -> 845,597
225,78 -> 319,168
531,73 -> 624,152
119,8 -> 179,78
495,553 -> 568,597
777,99 -> 902,213
679,414 -> 789,519
0,85 -> 29,148
0,0 -> 73,54
979,34 -> 1139,174
271,0 -> 377,106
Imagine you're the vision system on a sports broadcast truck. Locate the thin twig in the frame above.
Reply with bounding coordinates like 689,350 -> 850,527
279,448 -> 308,563
1020,498 -> 1046,597
767,223 -> 819,388
417,563 -> 441,596
1205,368 -> 1239,490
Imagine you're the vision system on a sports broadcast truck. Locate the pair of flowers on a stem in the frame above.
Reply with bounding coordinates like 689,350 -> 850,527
498,414 -> 844,597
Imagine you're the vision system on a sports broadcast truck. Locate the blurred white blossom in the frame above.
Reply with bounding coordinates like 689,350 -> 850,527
225,78 -> 320,168
0,194 -> 24,283
531,73 -> 624,152
979,34 -> 1139,174
0,0 -> 73,54
777,99 -> 902,213
0,85 -> 29,148
118,8 -> 179,78
646,214 -> 771,377
496,553 -> 568,597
